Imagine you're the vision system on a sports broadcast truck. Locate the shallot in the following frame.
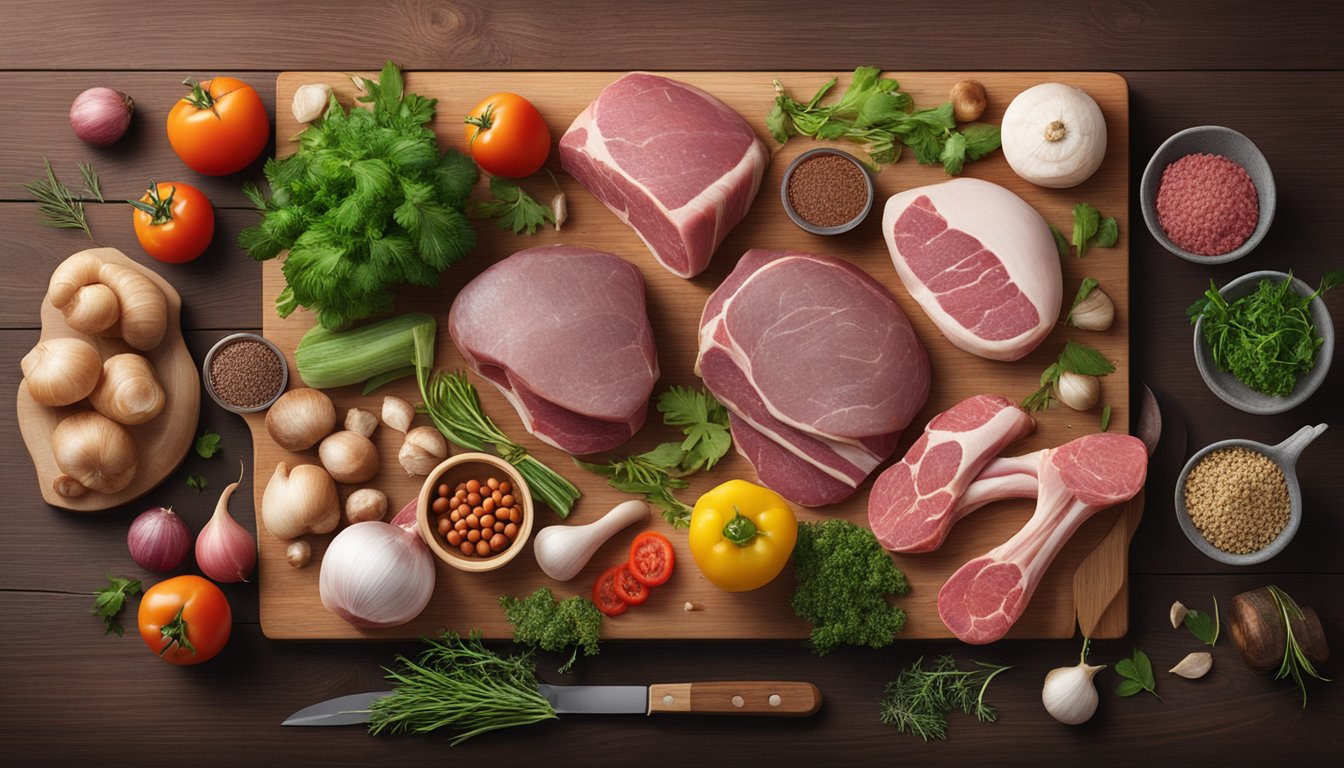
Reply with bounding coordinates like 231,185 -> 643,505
196,464 -> 257,583
70,87 -> 134,147
128,506 -> 191,573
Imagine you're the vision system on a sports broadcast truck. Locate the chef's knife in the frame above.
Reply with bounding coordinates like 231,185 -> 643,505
283,681 -> 821,726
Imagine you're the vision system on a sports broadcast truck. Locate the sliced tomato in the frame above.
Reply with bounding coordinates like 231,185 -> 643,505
612,565 -> 649,606
628,531 -> 675,588
592,565 -> 628,616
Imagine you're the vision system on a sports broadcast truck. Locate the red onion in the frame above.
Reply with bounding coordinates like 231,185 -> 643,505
128,506 -> 191,572
70,87 -> 133,147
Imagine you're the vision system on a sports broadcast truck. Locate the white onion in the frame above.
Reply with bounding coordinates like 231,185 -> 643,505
319,518 -> 434,628
70,87 -> 134,147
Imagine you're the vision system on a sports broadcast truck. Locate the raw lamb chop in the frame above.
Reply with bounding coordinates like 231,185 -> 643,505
448,245 -> 658,455
937,433 -> 1147,644
868,395 -> 1035,553
560,73 -> 770,278
696,249 -> 930,505
883,178 -> 1061,361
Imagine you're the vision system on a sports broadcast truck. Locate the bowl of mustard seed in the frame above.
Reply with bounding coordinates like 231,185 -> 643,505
1174,423 -> 1327,565
203,333 -> 289,414
781,148 -> 874,235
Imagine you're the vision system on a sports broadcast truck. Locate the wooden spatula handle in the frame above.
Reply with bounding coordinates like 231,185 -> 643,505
647,681 -> 821,716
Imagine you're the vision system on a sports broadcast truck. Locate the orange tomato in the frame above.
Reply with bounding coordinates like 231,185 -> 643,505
167,76 -> 270,176
137,575 -> 232,665
463,92 -> 551,178
130,181 -> 215,263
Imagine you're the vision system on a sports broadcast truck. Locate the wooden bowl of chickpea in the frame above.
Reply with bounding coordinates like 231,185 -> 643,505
416,452 -> 534,573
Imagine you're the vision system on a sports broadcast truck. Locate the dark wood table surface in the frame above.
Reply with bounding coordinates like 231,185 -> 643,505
2,1 -> 1340,764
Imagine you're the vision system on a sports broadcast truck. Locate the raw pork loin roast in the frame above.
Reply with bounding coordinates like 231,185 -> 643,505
560,73 -> 770,278
449,245 -> 659,455
696,250 -> 931,506
883,178 -> 1061,361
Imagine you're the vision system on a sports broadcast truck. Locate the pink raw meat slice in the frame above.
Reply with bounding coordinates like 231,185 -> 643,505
937,433 -> 1147,644
882,178 -> 1061,361
728,414 -> 861,507
449,245 -> 658,455
560,73 -> 770,278
868,395 -> 1035,553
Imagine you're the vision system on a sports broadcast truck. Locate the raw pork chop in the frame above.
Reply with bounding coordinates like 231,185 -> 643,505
868,395 -> 1035,553
449,245 -> 658,455
696,250 -> 930,505
883,178 -> 1061,361
937,433 -> 1147,644
560,73 -> 770,278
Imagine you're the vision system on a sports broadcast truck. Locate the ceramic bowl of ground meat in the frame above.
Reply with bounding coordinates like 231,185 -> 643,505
1140,126 -> 1275,264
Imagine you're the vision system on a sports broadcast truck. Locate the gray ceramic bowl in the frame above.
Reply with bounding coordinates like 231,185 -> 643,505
1193,270 -> 1334,414
780,148 -> 874,235
1140,125 -> 1275,264
202,332 -> 289,414
1174,424 -> 1327,565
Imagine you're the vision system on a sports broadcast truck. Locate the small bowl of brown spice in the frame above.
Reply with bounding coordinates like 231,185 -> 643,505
1174,423 -> 1327,565
203,333 -> 289,414
781,148 -> 875,235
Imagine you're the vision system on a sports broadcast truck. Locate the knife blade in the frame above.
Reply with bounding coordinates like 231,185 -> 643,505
283,681 -> 821,725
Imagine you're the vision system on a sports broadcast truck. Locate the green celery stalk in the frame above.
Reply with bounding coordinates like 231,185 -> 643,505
295,313 -> 436,389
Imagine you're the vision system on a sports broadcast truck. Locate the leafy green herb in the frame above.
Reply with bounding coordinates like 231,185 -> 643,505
23,158 -> 94,238
499,588 -> 603,674
414,327 -> 579,517
576,387 -> 731,527
1066,277 -> 1101,326
185,474 -> 207,494
1021,340 -> 1115,412
1265,585 -> 1330,707
1095,216 -> 1120,249
194,429 -> 222,459
92,575 -> 141,637
1114,648 -> 1162,701
1100,404 -> 1112,432
1048,223 -> 1070,260
78,162 -> 104,203
767,67 -> 1000,174
369,632 -> 556,744
791,519 -> 908,655
1053,204 -> 1119,258
1187,270 -> 1343,397
239,60 -> 479,330
879,655 -> 1011,741
469,177 -> 555,235
1183,596 -> 1219,647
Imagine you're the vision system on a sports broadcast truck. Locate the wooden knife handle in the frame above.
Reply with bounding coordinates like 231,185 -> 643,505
647,681 -> 821,716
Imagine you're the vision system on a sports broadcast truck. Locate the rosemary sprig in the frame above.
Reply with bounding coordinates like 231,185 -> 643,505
79,162 -> 105,202
369,632 -> 557,745
23,158 -> 93,238
1266,585 -> 1330,707
879,655 -> 1011,741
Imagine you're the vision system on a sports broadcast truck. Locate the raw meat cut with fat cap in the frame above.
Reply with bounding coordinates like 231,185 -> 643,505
937,433 -> 1147,644
448,245 -> 659,455
560,73 -> 770,278
883,178 -> 1061,361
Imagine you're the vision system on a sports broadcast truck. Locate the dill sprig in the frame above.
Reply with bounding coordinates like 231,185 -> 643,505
24,158 -> 94,238
879,655 -> 1011,741
369,632 -> 557,745
79,162 -> 105,202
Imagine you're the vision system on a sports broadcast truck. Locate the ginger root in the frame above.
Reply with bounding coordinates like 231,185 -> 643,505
46,250 -> 167,351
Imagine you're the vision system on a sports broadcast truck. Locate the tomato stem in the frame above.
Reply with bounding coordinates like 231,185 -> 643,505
127,182 -> 177,226
157,606 -> 197,657
181,78 -> 221,119
463,103 -> 496,147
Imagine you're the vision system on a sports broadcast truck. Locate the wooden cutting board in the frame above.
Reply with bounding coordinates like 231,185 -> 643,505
249,70 -> 1132,641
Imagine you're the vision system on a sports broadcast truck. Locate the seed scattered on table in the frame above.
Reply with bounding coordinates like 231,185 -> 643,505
209,339 -> 285,409
1183,447 -> 1289,554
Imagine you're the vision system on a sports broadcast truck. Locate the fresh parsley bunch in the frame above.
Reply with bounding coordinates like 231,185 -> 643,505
791,519 -> 909,655
239,61 -> 479,330
499,588 -> 603,674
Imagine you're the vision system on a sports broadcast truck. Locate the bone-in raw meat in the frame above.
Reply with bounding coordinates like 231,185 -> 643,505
448,245 -> 658,455
560,73 -> 770,278
937,433 -> 1147,644
883,178 -> 1061,361
868,395 -> 1035,553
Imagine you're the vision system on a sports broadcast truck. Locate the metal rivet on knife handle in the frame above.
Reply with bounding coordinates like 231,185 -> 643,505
647,682 -> 821,716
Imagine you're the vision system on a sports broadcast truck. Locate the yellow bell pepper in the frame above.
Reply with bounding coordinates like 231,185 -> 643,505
688,479 -> 797,592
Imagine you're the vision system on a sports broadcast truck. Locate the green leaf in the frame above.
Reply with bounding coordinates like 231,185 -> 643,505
959,123 -> 1001,160
1048,223 -> 1071,260
1100,404 -> 1112,432
1184,596 -> 1220,647
940,131 -> 968,176
186,474 -> 207,494
1072,204 -> 1100,258
1059,340 -> 1115,376
1114,679 -> 1143,697
1095,217 -> 1120,248
92,575 -> 142,637
193,430 -> 222,459
433,149 -> 479,206
1114,648 -> 1161,701
468,177 -> 555,235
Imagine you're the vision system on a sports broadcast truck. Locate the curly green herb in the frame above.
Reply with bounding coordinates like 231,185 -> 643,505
500,588 -> 603,674
791,519 -> 908,655
879,655 -> 1011,741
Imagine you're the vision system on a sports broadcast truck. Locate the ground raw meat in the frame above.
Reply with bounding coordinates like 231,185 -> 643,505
448,245 -> 659,455
1156,153 -> 1258,257
883,178 -> 1061,361
559,73 -> 770,278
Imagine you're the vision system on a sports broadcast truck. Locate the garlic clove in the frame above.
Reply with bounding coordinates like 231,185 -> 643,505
345,407 -> 378,439
1068,287 -> 1115,331
551,192 -> 568,231
399,426 -> 448,476
381,396 -> 414,433
292,83 -> 334,124
345,487 -> 388,524
1169,651 -> 1213,679
1053,370 -> 1100,411
1170,600 -> 1189,629
89,353 -> 166,425
286,540 -> 312,568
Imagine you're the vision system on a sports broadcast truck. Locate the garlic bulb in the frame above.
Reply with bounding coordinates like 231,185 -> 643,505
266,388 -> 336,452
21,337 -> 102,406
533,500 -> 649,581
51,411 -> 137,495
381,396 -> 414,433
291,83 -> 333,124
1054,371 -> 1100,411
1067,287 -> 1115,331
320,519 -> 435,628
89,353 -> 165,425
260,461 -> 341,540
319,430 -> 380,484
1043,641 -> 1106,725
1001,82 -> 1107,189
398,426 -> 448,476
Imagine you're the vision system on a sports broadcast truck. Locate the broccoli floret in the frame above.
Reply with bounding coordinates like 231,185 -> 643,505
790,519 -> 910,655
499,588 -> 603,674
